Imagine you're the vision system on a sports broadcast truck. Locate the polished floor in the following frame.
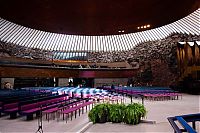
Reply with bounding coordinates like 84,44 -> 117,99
0,94 -> 199,133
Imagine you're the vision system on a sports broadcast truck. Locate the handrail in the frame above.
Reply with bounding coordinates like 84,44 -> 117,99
168,113 -> 200,133
176,116 -> 197,133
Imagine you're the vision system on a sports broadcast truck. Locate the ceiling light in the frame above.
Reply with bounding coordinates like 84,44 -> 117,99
147,24 -> 150,27
141,26 -> 144,28
144,25 -> 147,28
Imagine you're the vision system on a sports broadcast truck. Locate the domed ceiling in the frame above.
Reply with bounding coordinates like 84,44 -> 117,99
0,0 -> 199,35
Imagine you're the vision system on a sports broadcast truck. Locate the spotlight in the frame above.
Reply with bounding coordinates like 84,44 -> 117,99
144,25 -> 147,28
147,24 -> 150,28
137,27 -> 140,29
141,26 -> 144,29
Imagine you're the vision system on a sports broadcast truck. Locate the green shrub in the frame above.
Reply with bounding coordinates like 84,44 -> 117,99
88,103 -> 110,123
124,103 -> 147,125
88,103 -> 146,125
109,104 -> 126,123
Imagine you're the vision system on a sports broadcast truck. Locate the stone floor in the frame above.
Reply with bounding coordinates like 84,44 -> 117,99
0,94 -> 199,133
86,94 -> 200,133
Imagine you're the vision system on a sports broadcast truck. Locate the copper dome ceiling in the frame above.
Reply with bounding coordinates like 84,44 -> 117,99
0,0 -> 199,35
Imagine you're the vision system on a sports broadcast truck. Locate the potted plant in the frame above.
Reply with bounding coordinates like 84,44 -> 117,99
88,103 -> 110,123
124,103 -> 146,125
109,104 -> 126,123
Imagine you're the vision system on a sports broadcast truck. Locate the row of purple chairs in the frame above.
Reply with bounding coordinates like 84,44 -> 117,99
102,86 -> 182,101
19,95 -> 69,120
1,95 -> 68,120
42,99 -> 93,122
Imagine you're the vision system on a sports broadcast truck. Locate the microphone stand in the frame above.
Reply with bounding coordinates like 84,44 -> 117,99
36,106 -> 43,133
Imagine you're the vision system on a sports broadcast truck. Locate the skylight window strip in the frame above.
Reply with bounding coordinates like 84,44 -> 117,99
150,29 -> 160,40
87,36 -> 91,52
50,33 -> 58,51
106,35 -> 110,52
96,36 -> 101,51
18,29 -> 33,46
69,36 -> 78,52
93,36 -> 98,52
74,36 -> 81,51
0,22 -> 14,38
168,23 -> 180,33
135,32 -> 142,43
165,24 -> 176,34
37,32 -> 47,49
8,26 -> 25,43
99,36 -> 104,51
149,29 -> 157,41
63,35 -> 70,52
12,27 -> 28,45
41,32 -> 51,50
145,30 -> 154,42
154,28 -> 163,39
156,27 -> 166,38
45,33 -> 55,51
120,34 -> 128,51
85,36 -> 88,52
39,32 -> 51,50
65,35 -> 72,52
0,24 -> 18,40
113,35 -> 120,51
137,32 -> 145,43
113,35 -> 119,51
173,21 -> 189,34
20,29 -> 36,47
49,33 -> 55,51
59,34 -> 66,51
0,21 -> 13,35
60,35 -> 66,51
54,34 -> 62,51
100,36 -> 104,52
139,31 -> 148,42
0,18 -> 6,27
186,17 -> 200,33
102,36 -> 107,52
89,36 -> 93,52
115,35 -> 122,51
159,26 -> 170,37
106,35 -> 111,51
15,28 -> 32,45
183,17 -> 200,34
179,18 -> 198,35
128,33 -> 137,45
142,30 -> 151,41
34,31 -> 47,49
131,33 -> 138,44
187,14 -> 199,26
118,35 -> 126,51
125,34 -> 133,50
30,31 -> 44,49
75,35 -> 81,52
138,31 -> 146,42
52,33 -> 60,51
118,35 -> 124,51
26,30 -> 40,48
107,36 -> 113,51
